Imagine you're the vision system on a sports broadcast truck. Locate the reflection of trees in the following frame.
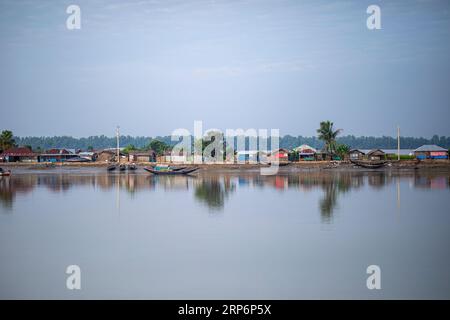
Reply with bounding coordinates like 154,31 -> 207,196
319,175 -> 352,223
319,182 -> 338,222
194,177 -> 235,210
0,175 -> 35,211
2,171 -> 447,217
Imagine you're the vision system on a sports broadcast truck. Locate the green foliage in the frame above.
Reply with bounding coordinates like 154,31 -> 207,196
202,131 -> 227,160
148,140 -> 170,155
0,130 -> 16,152
288,150 -> 299,161
386,154 -> 415,160
122,144 -> 137,154
8,132 -> 450,152
336,144 -> 350,159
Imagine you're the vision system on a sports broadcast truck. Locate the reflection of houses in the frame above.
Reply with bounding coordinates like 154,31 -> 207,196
38,148 -> 78,162
367,173 -> 388,188
349,149 -> 365,160
413,145 -> 448,160
414,175 -> 449,189
0,147 -> 38,162
128,150 -> 156,163
274,175 -> 288,189
366,149 -> 386,161
293,144 -> 317,160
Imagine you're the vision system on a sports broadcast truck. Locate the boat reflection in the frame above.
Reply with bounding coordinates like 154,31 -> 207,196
0,171 -> 449,219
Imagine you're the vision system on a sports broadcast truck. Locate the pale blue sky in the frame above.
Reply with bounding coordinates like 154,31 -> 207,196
0,0 -> 449,137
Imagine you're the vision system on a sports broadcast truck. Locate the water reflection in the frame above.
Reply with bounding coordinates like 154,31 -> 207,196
0,171 -> 449,219
194,176 -> 235,211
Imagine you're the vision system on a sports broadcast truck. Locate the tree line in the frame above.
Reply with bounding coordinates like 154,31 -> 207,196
2,130 -> 450,153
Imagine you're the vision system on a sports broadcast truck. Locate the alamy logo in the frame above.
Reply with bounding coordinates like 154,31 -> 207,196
366,265 -> 381,290
66,5 -> 81,30
367,5 -> 381,30
66,265 -> 81,290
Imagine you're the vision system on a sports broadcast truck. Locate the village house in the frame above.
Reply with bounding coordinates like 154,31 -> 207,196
97,150 -> 115,162
0,146 -> 38,162
38,148 -> 78,163
349,149 -> 365,161
162,149 -> 193,163
414,145 -> 449,160
366,149 -> 386,161
78,151 -> 98,161
293,144 -> 317,160
313,148 -> 332,161
268,148 -> 289,163
96,149 -> 121,162
128,150 -> 156,163
236,150 -> 263,163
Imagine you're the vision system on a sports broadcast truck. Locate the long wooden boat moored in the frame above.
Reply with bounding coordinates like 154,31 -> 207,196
107,164 -> 117,171
170,166 -> 187,171
350,160 -> 387,169
269,161 -> 290,167
143,166 -> 199,175
0,168 -> 11,177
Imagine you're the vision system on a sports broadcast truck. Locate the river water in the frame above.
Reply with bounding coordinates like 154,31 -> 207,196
0,168 -> 449,299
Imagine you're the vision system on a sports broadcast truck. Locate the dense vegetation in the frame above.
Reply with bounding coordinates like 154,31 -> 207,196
2,130 -> 450,152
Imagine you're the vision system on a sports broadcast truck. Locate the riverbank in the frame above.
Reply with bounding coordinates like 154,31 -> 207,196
1,160 -> 450,172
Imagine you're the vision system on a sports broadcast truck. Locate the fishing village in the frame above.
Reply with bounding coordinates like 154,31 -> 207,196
1,122 -> 449,176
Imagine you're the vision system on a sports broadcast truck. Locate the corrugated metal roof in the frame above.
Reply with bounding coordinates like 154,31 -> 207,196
294,144 -> 318,153
349,149 -> 365,154
367,149 -> 385,156
414,145 -> 447,152
0,147 -> 36,157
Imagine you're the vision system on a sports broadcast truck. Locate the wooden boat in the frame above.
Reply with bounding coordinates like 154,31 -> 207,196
171,166 -> 187,171
127,164 -> 137,170
350,160 -> 387,169
0,168 -> 11,177
271,162 -> 290,167
119,164 -> 127,171
261,162 -> 290,167
143,166 -> 199,175
107,164 -> 117,171
147,165 -> 186,171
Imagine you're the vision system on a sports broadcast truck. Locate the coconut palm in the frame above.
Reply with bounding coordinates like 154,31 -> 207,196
317,121 -> 342,155
0,130 -> 15,153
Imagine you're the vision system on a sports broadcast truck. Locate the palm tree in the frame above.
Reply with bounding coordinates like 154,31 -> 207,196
317,121 -> 342,155
0,130 -> 15,153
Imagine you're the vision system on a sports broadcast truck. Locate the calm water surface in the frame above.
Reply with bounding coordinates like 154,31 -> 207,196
0,168 -> 449,299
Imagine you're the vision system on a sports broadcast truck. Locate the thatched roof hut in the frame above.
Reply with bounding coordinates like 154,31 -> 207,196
367,149 -> 386,161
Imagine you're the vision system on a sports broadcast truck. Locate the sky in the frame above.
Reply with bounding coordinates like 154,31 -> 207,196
0,0 -> 449,138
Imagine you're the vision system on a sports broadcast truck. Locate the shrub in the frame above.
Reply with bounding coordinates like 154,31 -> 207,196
387,154 -> 415,160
